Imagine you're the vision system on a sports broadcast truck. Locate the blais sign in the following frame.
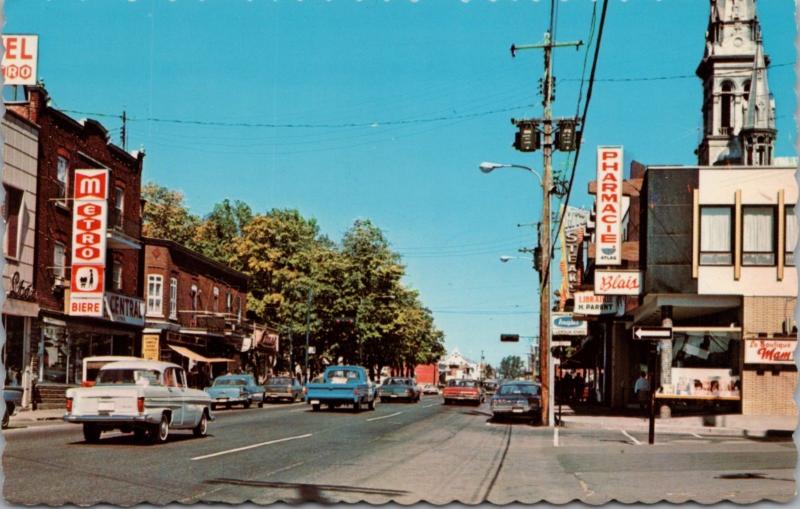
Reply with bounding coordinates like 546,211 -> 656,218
594,269 -> 642,296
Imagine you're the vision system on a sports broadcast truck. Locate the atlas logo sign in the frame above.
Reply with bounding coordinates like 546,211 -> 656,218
596,146 -> 623,265
69,169 -> 109,317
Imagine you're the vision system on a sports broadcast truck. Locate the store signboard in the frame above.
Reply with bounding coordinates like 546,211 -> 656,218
104,292 -> 145,326
744,338 -> 795,364
573,291 -> 624,316
2,34 -> 38,85
595,146 -> 623,265
551,312 -> 588,336
69,169 -> 109,317
142,334 -> 160,361
559,206 -> 590,307
594,269 -> 642,295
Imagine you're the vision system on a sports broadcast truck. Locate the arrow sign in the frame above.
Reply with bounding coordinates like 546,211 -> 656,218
632,326 -> 672,341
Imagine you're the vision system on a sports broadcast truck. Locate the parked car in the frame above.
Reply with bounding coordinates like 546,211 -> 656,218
305,365 -> 377,412
263,376 -> 304,403
378,377 -> 421,402
442,379 -> 483,405
422,384 -> 440,395
64,360 -> 214,444
490,381 -> 542,424
205,374 -> 264,409
3,386 -> 23,429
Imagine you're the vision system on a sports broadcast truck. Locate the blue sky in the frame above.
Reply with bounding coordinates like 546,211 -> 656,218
6,0 -> 796,367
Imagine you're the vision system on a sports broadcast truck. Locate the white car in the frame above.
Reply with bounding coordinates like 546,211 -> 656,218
64,360 -> 214,444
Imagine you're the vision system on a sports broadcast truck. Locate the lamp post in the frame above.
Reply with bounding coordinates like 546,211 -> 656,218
481,161 -> 553,426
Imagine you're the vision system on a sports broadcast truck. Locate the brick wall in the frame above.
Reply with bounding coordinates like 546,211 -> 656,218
743,296 -> 797,335
10,86 -> 145,314
742,296 -> 797,416
742,369 -> 797,416
144,241 -> 248,327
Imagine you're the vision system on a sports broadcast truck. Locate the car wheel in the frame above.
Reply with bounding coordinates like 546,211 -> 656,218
2,408 -> 10,429
83,423 -> 101,443
368,398 -> 376,411
225,403 -> 232,409
353,400 -> 361,412
151,414 -> 170,444
133,427 -> 149,442
210,403 -> 217,411
244,400 -> 252,409
193,411 -> 209,437
312,403 -> 321,412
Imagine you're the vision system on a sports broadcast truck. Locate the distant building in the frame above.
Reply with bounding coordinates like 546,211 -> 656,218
439,349 -> 478,381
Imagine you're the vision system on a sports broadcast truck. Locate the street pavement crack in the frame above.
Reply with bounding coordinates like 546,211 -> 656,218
480,423 -> 512,502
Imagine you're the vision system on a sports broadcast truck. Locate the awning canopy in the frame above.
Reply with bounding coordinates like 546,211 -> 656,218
168,344 -> 234,363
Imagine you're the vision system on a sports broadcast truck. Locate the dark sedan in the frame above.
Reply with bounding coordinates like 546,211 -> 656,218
263,376 -> 304,403
489,381 -> 541,424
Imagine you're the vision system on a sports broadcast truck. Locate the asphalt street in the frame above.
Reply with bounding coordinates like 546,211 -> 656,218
2,395 -> 796,505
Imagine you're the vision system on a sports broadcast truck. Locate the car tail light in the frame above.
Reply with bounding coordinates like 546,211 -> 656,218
65,397 -> 73,412
137,397 -> 145,413
81,381 -> 95,388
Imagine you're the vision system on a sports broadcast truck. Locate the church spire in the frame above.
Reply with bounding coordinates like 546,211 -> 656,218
695,0 -> 776,166
739,31 -> 777,165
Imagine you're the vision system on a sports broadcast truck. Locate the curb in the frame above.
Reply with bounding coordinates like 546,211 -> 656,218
560,419 -> 790,438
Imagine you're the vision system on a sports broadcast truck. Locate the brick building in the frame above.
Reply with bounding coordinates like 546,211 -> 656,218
7,85 -> 146,392
142,237 -> 260,384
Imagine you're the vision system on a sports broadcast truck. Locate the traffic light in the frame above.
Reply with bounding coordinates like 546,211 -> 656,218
556,119 -> 579,152
500,334 -> 520,342
511,119 -> 540,152
533,246 -> 542,273
334,317 -> 354,326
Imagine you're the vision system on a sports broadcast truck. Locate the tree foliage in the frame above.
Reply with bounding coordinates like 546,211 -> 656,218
499,355 -> 525,380
142,187 -> 446,380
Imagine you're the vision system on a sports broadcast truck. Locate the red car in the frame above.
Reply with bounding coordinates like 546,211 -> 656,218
442,379 -> 483,405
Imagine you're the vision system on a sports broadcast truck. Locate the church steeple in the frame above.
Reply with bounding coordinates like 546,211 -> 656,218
695,0 -> 776,166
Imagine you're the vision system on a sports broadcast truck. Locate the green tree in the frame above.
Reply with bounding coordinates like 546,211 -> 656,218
141,182 -> 200,245
484,364 -> 496,380
193,199 -> 253,264
498,355 -> 525,380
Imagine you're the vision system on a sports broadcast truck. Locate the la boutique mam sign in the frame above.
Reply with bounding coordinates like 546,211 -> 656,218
596,146 -> 623,265
69,169 -> 109,317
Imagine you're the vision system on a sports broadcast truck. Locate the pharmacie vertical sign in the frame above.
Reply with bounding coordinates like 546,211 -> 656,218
69,169 -> 109,317
596,146 -> 623,265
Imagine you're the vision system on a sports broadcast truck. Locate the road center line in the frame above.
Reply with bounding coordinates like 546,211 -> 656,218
190,433 -> 313,461
367,411 -> 403,422
621,429 -> 641,445
691,433 -> 703,438
422,403 -> 438,408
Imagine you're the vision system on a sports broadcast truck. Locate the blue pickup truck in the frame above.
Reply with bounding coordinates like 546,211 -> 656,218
305,366 -> 377,412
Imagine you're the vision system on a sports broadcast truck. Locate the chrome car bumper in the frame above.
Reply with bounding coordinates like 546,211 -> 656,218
63,413 -> 162,425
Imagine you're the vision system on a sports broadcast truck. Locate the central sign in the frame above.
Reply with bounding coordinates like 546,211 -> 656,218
69,169 -> 109,317
595,146 -> 623,265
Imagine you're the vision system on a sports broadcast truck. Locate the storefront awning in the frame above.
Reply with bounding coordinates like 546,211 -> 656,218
168,344 -> 234,363
2,298 -> 39,318
633,294 -> 741,326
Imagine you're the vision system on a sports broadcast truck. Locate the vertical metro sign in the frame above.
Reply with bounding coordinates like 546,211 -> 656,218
69,169 -> 109,317
596,146 -> 623,265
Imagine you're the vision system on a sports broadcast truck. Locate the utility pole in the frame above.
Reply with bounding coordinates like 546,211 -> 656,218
120,110 -> 127,151
303,287 -> 313,384
510,29 -> 582,427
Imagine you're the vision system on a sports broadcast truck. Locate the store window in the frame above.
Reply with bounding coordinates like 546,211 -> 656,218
3,185 -> 23,259
742,206 -> 775,265
56,156 -> 68,203
670,331 -> 741,400
785,205 -> 797,266
147,275 -> 164,316
226,291 -> 232,313
169,277 -> 178,320
53,242 -> 67,280
41,323 -> 68,384
700,206 -> 732,265
213,287 -> 219,312
2,315 -> 26,385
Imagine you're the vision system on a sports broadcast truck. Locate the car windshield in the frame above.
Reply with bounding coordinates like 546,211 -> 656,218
327,370 -> 360,382
448,380 -> 477,388
498,384 -> 538,396
387,379 -> 408,385
214,378 -> 246,386
268,377 -> 292,385
95,369 -> 161,386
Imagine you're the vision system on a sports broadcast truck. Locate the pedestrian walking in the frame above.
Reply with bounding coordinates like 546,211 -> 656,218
634,371 -> 650,411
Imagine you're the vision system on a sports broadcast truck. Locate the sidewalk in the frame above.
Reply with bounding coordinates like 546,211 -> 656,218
7,408 -> 66,427
558,404 -> 797,437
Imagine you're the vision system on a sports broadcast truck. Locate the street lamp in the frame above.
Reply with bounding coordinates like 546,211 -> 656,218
481,159 -> 554,427
479,162 -> 544,188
